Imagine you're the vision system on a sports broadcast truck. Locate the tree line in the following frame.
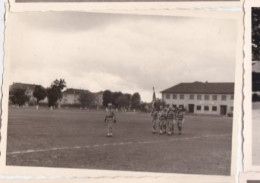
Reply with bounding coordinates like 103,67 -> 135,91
102,90 -> 141,110
9,79 -> 143,110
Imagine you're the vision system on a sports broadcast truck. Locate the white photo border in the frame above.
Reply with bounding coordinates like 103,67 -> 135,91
0,8 -> 243,182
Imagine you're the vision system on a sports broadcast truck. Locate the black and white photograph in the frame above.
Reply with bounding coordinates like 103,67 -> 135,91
3,11 -> 239,176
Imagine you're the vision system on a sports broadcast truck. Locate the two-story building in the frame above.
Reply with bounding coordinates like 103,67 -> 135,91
61,88 -> 103,107
161,82 -> 234,115
9,82 -> 41,105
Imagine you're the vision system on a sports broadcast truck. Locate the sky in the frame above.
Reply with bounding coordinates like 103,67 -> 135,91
5,12 -> 238,102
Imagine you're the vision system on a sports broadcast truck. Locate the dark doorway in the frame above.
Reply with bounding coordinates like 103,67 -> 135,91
220,105 -> 227,115
188,104 -> 195,113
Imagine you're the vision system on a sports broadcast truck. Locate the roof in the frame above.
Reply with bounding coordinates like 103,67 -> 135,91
9,82 -> 41,91
63,88 -> 103,95
63,88 -> 89,95
161,82 -> 234,94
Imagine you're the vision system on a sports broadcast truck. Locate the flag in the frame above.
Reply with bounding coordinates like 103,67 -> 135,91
152,87 -> 156,109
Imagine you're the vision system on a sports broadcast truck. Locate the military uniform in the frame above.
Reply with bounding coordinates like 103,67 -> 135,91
176,107 -> 184,135
158,108 -> 167,134
151,109 -> 158,134
166,106 -> 176,135
104,104 -> 116,137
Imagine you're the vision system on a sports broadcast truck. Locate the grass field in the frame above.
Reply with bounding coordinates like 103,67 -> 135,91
6,107 -> 232,175
253,102 -> 260,165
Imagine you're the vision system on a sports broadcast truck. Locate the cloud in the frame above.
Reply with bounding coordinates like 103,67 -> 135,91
6,12 -> 238,102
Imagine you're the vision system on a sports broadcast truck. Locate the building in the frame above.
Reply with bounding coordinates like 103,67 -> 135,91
9,82 -> 104,108
161,82 -> 234,115
61,88 -> 103,107
9,82 -> 40,104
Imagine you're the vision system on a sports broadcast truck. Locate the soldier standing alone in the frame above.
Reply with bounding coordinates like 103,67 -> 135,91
104,103 -> 116,137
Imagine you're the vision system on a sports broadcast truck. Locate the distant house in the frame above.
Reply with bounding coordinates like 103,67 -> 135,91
61,88 -> 103,107
9,82 -> 43,105
61,88 -> 82,105
9,82 -> 104,108
161,82 -> 234,115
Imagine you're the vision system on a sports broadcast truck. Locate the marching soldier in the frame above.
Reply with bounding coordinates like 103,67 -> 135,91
104,103 -> 116,137
176,106 -> 185,135
166,105 -> 176,135
151,107 -> 158,134
158,106 -> 167,135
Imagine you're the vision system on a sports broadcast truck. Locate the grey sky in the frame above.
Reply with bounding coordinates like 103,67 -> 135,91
6,12 -> 238,102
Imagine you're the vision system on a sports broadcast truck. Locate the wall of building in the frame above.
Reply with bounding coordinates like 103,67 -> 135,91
162,93 -> 234,115
61,93 -> 80,105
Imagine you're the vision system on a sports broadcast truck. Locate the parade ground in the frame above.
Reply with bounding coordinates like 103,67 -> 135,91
253,102 -> 260,165
6,107 -> 233,175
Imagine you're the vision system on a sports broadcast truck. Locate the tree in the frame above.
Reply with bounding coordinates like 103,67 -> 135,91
124,93 -> 132,109
46,87 -> 60,108
51,79 -> 67,101
131,92 -> 141,110
9,88 -> 29,107
103,90 -> 113,107
115,95 -> 128,109
46,79 -> 67,109
78,91 -> 95,109
112,92 -> 123,107
33,85 -> 47,109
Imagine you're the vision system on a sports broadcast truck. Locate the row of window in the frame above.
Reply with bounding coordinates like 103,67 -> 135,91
196,105 -> 233,112
165,94 -> 234,101
170,104 -> 233,112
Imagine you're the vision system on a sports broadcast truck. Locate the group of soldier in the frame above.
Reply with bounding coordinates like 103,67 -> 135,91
103,103 -> 185,137
151,105 -> 185,135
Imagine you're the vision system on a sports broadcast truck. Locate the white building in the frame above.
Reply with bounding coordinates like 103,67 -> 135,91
161,82 -> 234,115
61,88 -> 103,107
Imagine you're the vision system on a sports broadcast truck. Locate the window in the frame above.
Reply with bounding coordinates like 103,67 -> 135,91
231,95 -> 234,100
221,95 -> 227,101
204,95 -> 209,100
180,94 -> 184,99
204,106 -> 209,111
212,95 -> 218,101
166,94 -> 170,99
189,94 -> 194,100
172,94 -> 177,99
197,105 -> 201,111
230,106 -> 233,111
197,95 -> 202,100
212,106 -> 217,111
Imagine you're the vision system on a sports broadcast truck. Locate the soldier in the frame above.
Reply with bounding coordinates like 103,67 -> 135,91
166,105 -> 176,135
151,107 -> 158,134
104,103 -> 116,137
158,106 -> 167,135
176,106 -> 185,135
